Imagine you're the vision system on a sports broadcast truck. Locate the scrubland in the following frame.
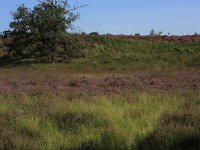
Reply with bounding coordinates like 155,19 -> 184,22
0,35 -> 200,150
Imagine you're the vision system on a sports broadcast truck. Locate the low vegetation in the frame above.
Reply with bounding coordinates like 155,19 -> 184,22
1,28 -> 200,149
0,64 -> 199,149
0,1 -> 200,150
1,91 -> 199,150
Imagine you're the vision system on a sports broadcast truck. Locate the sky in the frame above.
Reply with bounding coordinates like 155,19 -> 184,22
0,0 -> 200,35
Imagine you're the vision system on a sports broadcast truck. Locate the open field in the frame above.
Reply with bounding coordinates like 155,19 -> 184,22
0,35 -> 200,149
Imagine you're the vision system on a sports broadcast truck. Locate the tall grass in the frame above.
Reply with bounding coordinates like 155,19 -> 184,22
0,92 -> 184,149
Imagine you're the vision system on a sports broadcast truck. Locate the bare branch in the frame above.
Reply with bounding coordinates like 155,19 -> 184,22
70,4 -> 88,11
37,0 -> 87,11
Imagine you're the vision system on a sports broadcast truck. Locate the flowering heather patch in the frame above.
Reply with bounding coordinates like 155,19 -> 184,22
105,35 -> 200,43
0,70 -> 199,94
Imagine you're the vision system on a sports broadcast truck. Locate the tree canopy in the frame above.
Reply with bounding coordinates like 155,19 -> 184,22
4,0 -> 85,63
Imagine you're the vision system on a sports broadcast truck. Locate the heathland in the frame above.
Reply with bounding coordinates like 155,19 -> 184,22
0,35 -> 200,150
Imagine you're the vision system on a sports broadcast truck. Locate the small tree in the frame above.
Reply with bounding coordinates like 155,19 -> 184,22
150,29 -> 155,36
158,31 -> 163,36
6,0 -> 85,62
194,32 -> 199,36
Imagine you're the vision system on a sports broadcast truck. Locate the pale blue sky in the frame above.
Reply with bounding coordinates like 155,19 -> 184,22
0,0 -> 200,35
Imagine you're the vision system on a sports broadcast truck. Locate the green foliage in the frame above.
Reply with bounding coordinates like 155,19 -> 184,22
5,0 -> 83,63
0,39 -> 3,48
0,38 -> 5,56
89,32 -> 99,36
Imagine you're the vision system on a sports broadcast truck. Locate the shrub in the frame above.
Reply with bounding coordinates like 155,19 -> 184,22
0,39 -> 3,48
89,32 -> 99,36
0,38 -> 5,56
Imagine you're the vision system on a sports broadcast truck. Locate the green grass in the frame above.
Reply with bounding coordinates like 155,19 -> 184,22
76,36 -> 199,72
1,92 -> 193,150
139,92 -> 200,150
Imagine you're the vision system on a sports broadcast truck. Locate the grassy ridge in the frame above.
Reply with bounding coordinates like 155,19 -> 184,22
1,35 -> 200,71
81,36 -> 200,71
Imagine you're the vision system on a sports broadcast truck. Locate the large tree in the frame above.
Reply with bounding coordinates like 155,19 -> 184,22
7,0 -> 85,62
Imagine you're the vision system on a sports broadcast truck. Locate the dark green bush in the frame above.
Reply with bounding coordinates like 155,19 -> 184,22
0,39 -> 3,48
138,106 -> 200,150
